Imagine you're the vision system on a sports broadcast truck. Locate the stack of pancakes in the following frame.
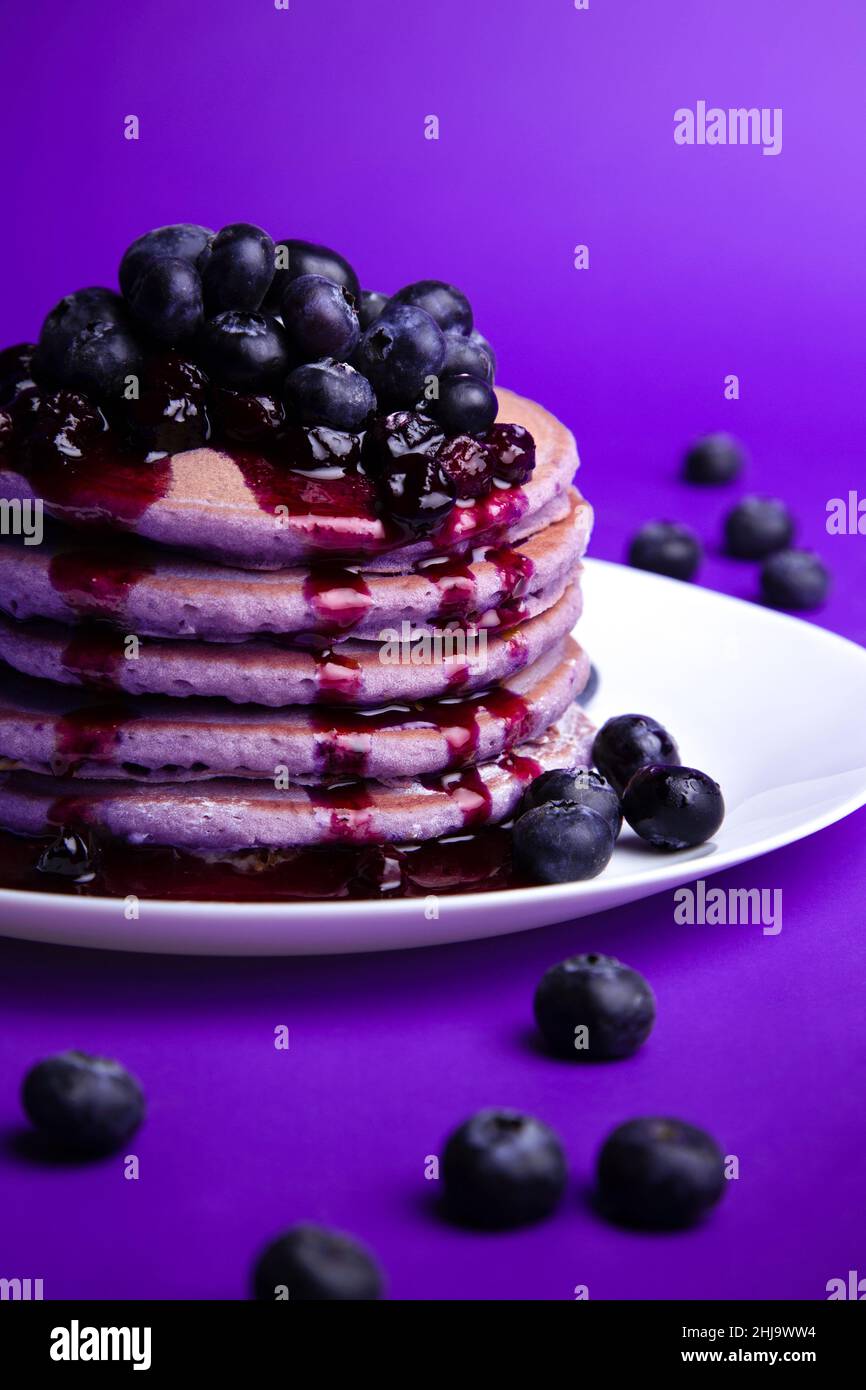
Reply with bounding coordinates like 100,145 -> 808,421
0,389 -> 594,862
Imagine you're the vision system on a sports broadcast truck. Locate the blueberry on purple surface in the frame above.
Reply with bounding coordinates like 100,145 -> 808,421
198,222 -> 275,314
280,275 -> 360,363
267,239 -> 360,309
534,953 -> 656,1060
0,343 -> 36,406
210,386 -> 286,444
122,353 -> 210,454
442,1108 -> 567,1229
683,433 -> 744,485
119,223 -> 214,299
592,714 -> 680,795
252,1223 -> 384,1301
596,1117 -> 725,1229
436,434 -> 494,498
355,305 -> 446,409
21,1049 -> 145,1156
521,768 -> 622,838
62,320 -> 144,400
390,279 -> 473,336
724,496 -> 795,560
442,331 -> 494,383
375,452 -> 456,535
622,764 -> 724,850
512,801 -> 616,883
487,422 -> 535,484
761,548 -> 830,610
429,374 -> 497,437
628,520 -> 702,581
284,358 -> 375,431
22,391 -> 109,470
36,288 -> 130,383
199,311 -> 290,390
35,827 -> 99,882
358,290 -> 389,330
126,256 -> 204,344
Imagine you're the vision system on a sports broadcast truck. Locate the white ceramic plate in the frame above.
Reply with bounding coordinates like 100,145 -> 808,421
2,558 -> 865,956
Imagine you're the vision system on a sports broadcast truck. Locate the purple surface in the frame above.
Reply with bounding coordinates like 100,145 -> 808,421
1,0 -> 865,1300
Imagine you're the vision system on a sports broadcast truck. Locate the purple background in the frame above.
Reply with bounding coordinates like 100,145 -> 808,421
1,0 -> 865,1299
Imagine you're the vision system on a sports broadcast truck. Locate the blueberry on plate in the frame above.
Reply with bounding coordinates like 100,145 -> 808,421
22,392 -> 109,470
596,1117 -> 726,1229
487,422 -> 535,485
358,290 -> 389,330
36,828 -> 98,882
512,802 -> 616,883
575,662 -> 599,707
442,1108 -> 567,1229
252,1223 -> 384,1301
592,713 -> 680,795
520,768 -> 621,837
623,764 -> 724,850
210,387 -> 286,444
628,520 -> 702,581
0,343 -> 37,406
198,222 -> 275,313
122,353 -> 210,454
267,238 -> 361,309
361,409 -> 444,475
36,288 -> 130,383
62,320 -> 144,400
119,222 -> 214,299
761,548 -> 830,610
724,495 -> 794,559
390,279 -> 472,336
429,374 -> 497,437
436,434 -> 494,498
126,257 -> 204,344
285,359 -> 375,431
442,332 -> 494,383
199,311 -> 291,390
280,275 -> 360,363
376,453 -> 456,536
355,305 -> 446,409
683,433 -> 744,485
534,953 -> 655,1060
21,1049 -> 145,1155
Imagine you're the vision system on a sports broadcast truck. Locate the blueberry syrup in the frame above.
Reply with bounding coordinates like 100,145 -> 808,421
302,565 -> 372,634
19,438 -> 172,528
60,624 -> 125,689
415,554 -> 477,621
485,544 -> 534,625
49,547 -> 152,620
53,700 -> 134,775
313,645 -> 362,701
306,778 -> 374,840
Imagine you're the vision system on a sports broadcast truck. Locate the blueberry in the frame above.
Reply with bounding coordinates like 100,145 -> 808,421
521,768 -> 621,837
21,1049 -> 145,1155
0,343 -> 37,406
623,764 -> 724,850
442,1108 -> 567,1229
285,359 -> 374,431
119,223 -> 214,299
376,453 -> 455,536
22,392 -> 109,470
390,279 -> 472,336
210,387 -> 286,444
628,520 -> 702,581
198,222 -> 275,314
126,256 -> 204,345
534,953 -> 655,1060
436,434 -> 494,499
683,433 -> 744,484
270,239 -> 360,300
36,288 -> 129,383
487,422 -> 535,484
355,305 -> 446,409
35,828 -> 99,883
724,496 -> 795,559
0,405 -> 12,451
429,374 -> 497,437
62,320 -> 144,400
280,275 -> 360,363
442,331 -> 494,383
596,1117 -> 725,1229
122,353 -> 210,454
362,409 -> 444,476
252,1224 -> 384,1301
761,548 -> 830,610
592,714 -> 680,795
575,662 -> 599,707
199,311 -> 291,390
358,290 -> 389,330
468,328 -> 496,375
513,802 -> 615,884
